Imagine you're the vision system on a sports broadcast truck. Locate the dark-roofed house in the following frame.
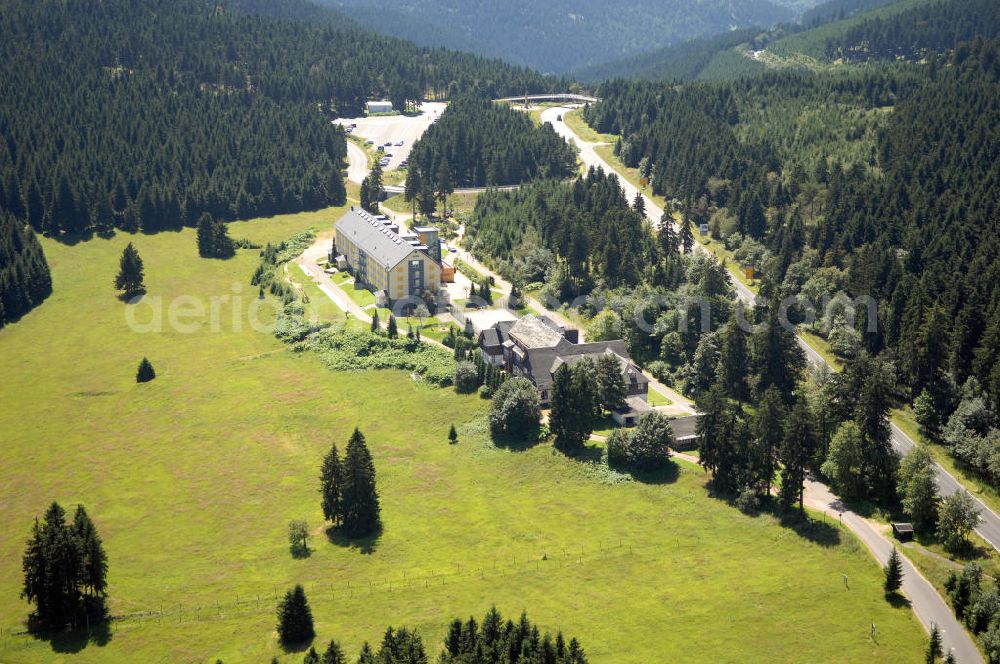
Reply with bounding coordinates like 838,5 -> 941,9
481,314 -> 649,409
334,207 -> 441,304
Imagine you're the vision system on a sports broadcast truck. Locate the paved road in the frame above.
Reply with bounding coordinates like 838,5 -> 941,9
803,478 -> 982,664
344,140 -> 370,186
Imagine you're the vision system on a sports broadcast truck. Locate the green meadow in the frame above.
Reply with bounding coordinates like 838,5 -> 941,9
0,206 -> 925,662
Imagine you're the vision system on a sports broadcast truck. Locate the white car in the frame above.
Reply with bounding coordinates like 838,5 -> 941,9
394,140 -> 404,147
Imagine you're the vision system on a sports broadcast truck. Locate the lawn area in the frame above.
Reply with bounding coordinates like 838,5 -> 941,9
648,388 -> 673,407
564,109 -> 617,144
0,208 -> 926,662
798,328 -> 844,371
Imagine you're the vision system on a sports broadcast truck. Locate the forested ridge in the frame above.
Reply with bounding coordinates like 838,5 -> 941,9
583,39 -> 1000,486
0,0 -> 556,242
405,97 -> 577,194
828,0 -> 1000,61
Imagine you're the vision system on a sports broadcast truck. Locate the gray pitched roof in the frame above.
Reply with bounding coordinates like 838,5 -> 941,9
506,315 -> 565,349
335,207 -> 421,270
525,339 -> 647,391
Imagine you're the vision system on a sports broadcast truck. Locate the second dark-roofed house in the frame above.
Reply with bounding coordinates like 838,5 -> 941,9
480,314 -> 648,408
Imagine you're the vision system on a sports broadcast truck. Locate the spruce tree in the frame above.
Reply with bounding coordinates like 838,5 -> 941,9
320,443 -> 344,525
884,547 -> 903,593
595,353 -> 626,412
276,584 -> 315,646
341,428 -> 381,537
550,364 -> 589,453
679,212 -> 694,254
371,309 -> 380,334
21,501 -> 109,630
114,242 -> 145,297
448,424 -> 458,445
926,623 -> 942,663
321,640 -> 347,664
387,315 -> 398,339
136,357 -> 156,383
717,319 -> 749,404
778,401 -> 814,513
72,505 -> 108,597
197,212 -> 215,257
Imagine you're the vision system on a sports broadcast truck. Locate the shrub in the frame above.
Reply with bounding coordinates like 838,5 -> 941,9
489,377 -> 541,439
606,428 -> 632,468
627,412 -> 674,471
312,324 -> 456,386
454,361 -> 480,393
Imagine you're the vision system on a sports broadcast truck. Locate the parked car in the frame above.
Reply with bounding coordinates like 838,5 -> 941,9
394,140 -> 404,146
345,127 -> 354,133
365,139 -> 374,145
377,145 -> 384,152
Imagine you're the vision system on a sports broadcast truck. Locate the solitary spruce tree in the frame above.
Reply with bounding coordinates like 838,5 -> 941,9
136,357 -> 156,383
320,443 -> 344,525
448,424 -> 458,445
276,584 -> 315,646
884,547 -> 903,593
114,242 -> 145,296
386,315 -> 398,339
341,428 -> 381,537
370,309 -> 380,334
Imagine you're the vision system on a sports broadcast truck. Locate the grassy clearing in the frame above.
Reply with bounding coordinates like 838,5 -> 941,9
564,109 -> 616,144
798,328 -> 844,371
0,209 -> 926,662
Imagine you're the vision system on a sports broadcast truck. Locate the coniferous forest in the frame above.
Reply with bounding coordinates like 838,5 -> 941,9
406,96 -> 577,192
583,39 -> 1000,487
0,0 -> 556,241
0,212 -> 52,329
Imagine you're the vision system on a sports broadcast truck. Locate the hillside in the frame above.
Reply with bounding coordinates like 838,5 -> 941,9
572,0 -> 897,81
321,0 -> 825,74
405,96 -> 577,196
0,0 -> 555,246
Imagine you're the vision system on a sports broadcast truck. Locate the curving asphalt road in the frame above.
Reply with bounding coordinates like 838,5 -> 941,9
544,104 -> 984,662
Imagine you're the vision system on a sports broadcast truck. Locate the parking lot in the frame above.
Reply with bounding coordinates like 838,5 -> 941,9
335,101 -> 446,172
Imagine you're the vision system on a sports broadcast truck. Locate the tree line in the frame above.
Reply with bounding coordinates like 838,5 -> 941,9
276,589 -> 588,664
0,0 -> 558,245
0,212 -> 52,328
405,96 -> 577,209
828,0 -> 1000,62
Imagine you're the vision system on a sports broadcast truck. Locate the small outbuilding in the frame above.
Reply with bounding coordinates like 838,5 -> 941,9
366,100 -> 393,114
892,523 -> 914,542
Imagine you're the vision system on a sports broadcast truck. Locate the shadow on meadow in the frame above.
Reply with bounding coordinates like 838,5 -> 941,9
27,598 -> 112,653
325,524 -> 382,555
490,426 -> 545,452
